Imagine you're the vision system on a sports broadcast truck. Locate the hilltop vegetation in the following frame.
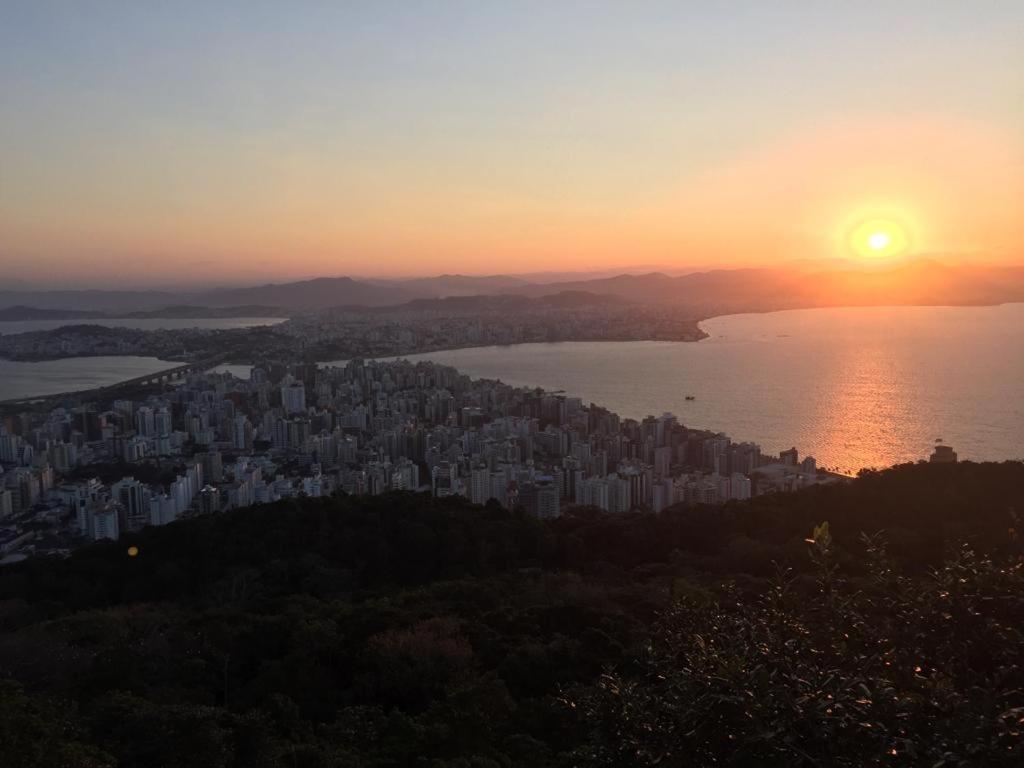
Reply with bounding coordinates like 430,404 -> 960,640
0,462 -> 1022,767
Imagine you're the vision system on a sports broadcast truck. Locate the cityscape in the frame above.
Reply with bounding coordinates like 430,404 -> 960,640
1,356 -> 837,560
0,294 -> 705,365
1,3 -> 1020,766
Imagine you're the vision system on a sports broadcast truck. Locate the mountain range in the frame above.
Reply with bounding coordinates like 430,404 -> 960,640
1,260 -> 1022,318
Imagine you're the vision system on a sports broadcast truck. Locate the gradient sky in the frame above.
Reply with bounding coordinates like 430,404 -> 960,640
1,1 -> 1021,287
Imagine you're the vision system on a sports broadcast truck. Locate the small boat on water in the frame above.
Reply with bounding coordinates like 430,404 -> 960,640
685,395 -> 695,401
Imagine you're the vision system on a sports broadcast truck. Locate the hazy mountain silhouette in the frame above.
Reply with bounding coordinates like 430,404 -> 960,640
199,276 -> 419,308
328,290 -> 626,314
0,289 -> 180,313
1,261 -> 1022,316
506,260 -> 1024,314
0,305 -> 104,321
365,274 -> 532,298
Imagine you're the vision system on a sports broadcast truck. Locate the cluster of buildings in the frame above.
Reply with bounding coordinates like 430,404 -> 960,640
0,300 -> 704,367
275,300 -> 707,359
0,359 -> 828,561
0,324 -> 235,362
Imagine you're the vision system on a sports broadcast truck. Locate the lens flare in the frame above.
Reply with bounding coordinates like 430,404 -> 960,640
849,218 -> 911,258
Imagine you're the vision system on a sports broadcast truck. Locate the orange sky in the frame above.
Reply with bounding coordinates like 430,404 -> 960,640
1,3 -> 1021,286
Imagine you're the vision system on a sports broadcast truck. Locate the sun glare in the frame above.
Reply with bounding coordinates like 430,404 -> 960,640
868,232 -> 890,250
848,217 -> 910,259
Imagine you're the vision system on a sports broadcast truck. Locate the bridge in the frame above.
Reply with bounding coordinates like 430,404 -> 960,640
0,354 -> 227,409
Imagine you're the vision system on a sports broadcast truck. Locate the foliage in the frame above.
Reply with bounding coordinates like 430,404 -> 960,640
0,462 -> 1021,766
570,533 -> 1024,767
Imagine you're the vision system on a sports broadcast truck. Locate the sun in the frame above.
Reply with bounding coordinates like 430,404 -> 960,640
848,217 -> 911,259
867,232 -> 890,251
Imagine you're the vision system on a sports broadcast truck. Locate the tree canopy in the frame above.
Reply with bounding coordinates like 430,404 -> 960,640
0,461 -> 1021,766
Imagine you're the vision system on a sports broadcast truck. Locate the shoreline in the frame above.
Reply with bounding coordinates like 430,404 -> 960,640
7,299 -> 1024,366
3,299 -> 1021,389
2,304 -> 1021,471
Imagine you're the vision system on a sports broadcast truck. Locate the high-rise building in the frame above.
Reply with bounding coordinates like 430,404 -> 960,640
431,461 -> 458,497
271,419 -> 290,450
120,436 -> 148,463
654,445 -> 673,477
154,408 -> 173,437
112,477 -> 149,533
149,494 -> 179,526
281,383 -> 307,415
470,465 -> 491,504
135,407 -> 156,438
390,459 -> 420,491
489,467 -> 510,508
197,451 -> 224,483
50,441 -> 78,473
234,415 -> 254,451
576,476 -> 611,512
199,485 -> 221,514
111,399 -> 135,420
730,442 -> 762,474
652,478 -> 675,513
88,501 -> 121,541
535,476 -> 560,519
0,431 -> 21,463
730,473 -> 752,501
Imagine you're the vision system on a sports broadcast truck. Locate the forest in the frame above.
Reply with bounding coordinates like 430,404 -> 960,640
1,461 -> 1022,767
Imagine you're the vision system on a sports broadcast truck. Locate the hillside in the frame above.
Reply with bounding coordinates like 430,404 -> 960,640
0,305 -> 287,322
199,277 -> 420,309
0,289 -> 180,313
508,261 -> 1024,313
330,290 -> 626,314
0,306 -> 103,321
0,462 -> 1022,766
4,262 -> 1023,315
365,274 -> 533,297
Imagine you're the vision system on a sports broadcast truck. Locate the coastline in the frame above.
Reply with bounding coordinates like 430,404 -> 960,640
2,304 -> 1022,472
8,299 -> 1024,366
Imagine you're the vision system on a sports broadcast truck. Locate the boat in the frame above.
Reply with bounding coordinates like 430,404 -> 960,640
685,395 -> 695,401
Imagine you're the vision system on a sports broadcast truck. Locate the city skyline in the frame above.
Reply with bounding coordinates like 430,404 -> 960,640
2,5 -> 1022,765
2,2 -> 1022,286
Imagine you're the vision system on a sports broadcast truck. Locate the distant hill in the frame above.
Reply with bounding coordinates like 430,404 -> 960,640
366,273 -> 532,298
508,260 -> 1024,314
198,276 -> 419,309
0,304 -> 287,321
0,289 -> 180,313
0,305 -> 103,321
0,279 -> 415,313
332,290 -> 626,314
3,261 -> 1023,315
116,304 -> 288,319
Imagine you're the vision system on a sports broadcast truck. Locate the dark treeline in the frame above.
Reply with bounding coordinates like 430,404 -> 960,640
1,462 -> 1022,767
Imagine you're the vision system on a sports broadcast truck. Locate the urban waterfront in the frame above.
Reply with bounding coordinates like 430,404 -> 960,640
3,304 -> 1022,473
384,304 -> 1024,473
3,5 -> 1022,764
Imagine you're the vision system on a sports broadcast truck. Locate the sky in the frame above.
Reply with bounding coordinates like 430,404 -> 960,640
1,1 -> 1021,287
